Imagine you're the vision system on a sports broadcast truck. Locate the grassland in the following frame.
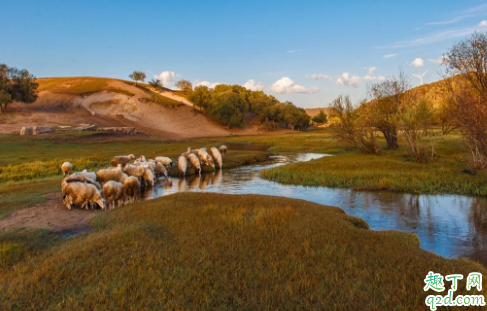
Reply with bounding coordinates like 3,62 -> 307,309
0,132 -> 269,219
1,192 -> 485,310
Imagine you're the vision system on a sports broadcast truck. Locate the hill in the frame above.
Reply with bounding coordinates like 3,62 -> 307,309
0,77 -> 269,139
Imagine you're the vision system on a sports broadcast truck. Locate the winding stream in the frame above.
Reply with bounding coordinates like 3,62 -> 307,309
142,152 -> 487,266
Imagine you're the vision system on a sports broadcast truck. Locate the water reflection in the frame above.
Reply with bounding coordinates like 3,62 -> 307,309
141,153 -> 487,266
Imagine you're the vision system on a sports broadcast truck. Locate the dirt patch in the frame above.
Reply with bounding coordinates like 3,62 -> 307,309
0,193 -> 97,233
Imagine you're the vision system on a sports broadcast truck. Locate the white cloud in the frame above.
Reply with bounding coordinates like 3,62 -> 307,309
368,67 -> 377,75
479,20 -> 487,27
287,49 -> 304,53
336,72 -> 361,88
268,77 -> 319,94
193,79 -> 221,89
428,56 -> 448,65
410,57 -> 424,67
364,75 -> 385,81
382,27 -> 477,49
154,71 -> 180,88
243,79 -> 265,91
383,54 -> 397,59
306,73 -> 333,81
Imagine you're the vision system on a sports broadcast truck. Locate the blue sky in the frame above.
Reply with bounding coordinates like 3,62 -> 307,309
1,0 -> 487,108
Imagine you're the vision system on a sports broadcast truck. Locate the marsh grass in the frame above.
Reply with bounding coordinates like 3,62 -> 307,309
0,193 -> 485,310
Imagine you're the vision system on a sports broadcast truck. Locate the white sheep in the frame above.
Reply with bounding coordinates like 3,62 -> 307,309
96,164 -> 124,185
149,160 -> 168,177
134,155 -> 148,164
210,147 -> 223,169
61,162 -> 73,176
103,180 -> 125,209
71,169 -> 97,182
123,176 -> 141,203
219,145 -> 227,155
186,153 -> 201,175
63,182 -> 105,210
123,163 -> 146,178
154,156 -> 173,167
62,175 -> 101,192
178,155 -> 187,176
197,149 -> 215,169
142,168 -> 155,188
110,154 -> 135,167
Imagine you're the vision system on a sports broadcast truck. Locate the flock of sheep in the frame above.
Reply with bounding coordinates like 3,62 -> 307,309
60,145 -> 227,211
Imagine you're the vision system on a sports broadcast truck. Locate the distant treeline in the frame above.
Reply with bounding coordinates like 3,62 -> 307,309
187,84 -> 310,130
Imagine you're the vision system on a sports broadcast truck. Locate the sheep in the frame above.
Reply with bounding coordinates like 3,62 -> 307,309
180,147 -> 192,157
149,160 -> 168,177
103,180 -> 125,209
110,154 -> 135,167
197,149 -> 215,169
63,182 -> 105,211
71,169 -> 97,182
134,155 -> 148,164
96,164 -> 124,185
219,145 -> 227,155
62,175 -> 101,192
154,156 -> 173,167
123,163 -> 146,178
210,147 -> 223,169
123,176 -> 141,203
142,168 -> 155,188
61,162 -> 73,176
178,155 -> 187,176
186,153 -> 201,175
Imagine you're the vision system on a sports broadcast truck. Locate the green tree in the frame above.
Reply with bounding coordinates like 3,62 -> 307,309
129,71 -> 146,86
312,110 -> 327,125
209,91 -> 245,128
148,78 -> 163,89
189,85 -> 212,113
175,80 -> 193,92
0,64 -> 38,113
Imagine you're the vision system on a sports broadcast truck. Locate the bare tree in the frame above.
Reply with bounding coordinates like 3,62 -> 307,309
330,95 -> 379,154
444,32 -> 487,169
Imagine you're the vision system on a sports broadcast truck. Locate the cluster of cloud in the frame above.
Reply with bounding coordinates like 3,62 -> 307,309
428,55 -> 449,65
383,54 -> 397,59
242,77 -> 319,94
243,79 -> 265,91
306,73 -> 332,81
410,57 -> 424,67
153,71 -> 180,88
479,20 -> 487,27
336,73 -> 361,88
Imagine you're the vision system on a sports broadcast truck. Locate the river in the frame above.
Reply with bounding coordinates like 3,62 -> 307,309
142,152 -> 487,266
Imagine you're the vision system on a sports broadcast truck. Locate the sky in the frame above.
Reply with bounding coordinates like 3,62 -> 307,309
1,0 -> 487,108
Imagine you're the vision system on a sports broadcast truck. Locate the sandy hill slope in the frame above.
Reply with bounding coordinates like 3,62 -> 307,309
0,77 -> 234,139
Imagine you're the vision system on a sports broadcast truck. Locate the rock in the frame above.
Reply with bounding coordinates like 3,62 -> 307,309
97,127 -> 136,134
32,126 -> 55,135
20,127 -> 33,135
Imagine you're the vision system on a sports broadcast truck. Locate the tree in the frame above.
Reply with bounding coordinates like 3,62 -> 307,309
175,80 -> 193,92
189,85 -> 212,113
444,32 -> 487,168
148,78 -> 163,89
330,95 -> 379,154
0,64 -> 38,113
367,71 -> 411,150
128,71 -> 146,86
312,110 -> 327,125
209,91 -> 245,128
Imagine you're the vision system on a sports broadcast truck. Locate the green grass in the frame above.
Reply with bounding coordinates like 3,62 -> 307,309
0,193 -> 485,310
260,130 -> 487,196
0,179 -> 59,220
